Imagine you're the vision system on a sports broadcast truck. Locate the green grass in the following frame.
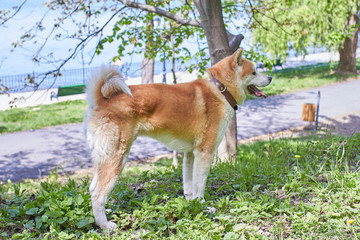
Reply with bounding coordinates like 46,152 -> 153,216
1,133 -> 360,239
257,59 -> 360,96
0,100 -> 87,134
0,60 -> 359,134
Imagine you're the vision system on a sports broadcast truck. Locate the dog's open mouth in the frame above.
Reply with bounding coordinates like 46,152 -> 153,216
247,85 -> 267,98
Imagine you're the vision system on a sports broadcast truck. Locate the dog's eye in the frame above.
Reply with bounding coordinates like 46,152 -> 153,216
252,71 -> 256,75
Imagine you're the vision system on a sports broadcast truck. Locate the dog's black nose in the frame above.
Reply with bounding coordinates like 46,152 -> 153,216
268,76 -> 272,82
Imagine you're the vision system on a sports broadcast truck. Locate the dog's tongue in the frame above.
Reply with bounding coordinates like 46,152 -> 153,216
249,85 -> 267,98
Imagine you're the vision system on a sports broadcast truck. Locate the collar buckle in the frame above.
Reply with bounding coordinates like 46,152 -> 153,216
210,77 -> 238,111
216,82 -> 226,93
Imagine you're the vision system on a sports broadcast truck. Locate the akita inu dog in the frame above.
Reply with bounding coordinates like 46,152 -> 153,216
84,49 -> 272,230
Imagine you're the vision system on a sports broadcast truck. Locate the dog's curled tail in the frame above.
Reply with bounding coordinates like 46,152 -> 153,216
86,65 -> 132,108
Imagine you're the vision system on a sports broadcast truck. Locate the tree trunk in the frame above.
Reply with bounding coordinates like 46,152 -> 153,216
141,58 -> 154,84
194,0 -> 237,162
141,0 -> 155,84
194,0 -> 231,64
171,33 -> 179,168
337,14 -> 359,74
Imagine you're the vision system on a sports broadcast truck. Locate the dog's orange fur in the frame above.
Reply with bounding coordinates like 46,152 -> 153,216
85,49 -> 272,230
95,80 -> 225,151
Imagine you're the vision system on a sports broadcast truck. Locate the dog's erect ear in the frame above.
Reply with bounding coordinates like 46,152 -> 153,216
233,48 -> 243,66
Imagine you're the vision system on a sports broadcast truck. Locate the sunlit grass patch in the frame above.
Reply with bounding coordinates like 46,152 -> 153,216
0,100 -> 87,134
259,58 -> 360,97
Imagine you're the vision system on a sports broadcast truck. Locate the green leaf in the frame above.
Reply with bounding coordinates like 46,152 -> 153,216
25,207 -> 38,215
57,216 -> 68,224
41,214 -> 49,222
62,197 -> 73,207
75,195 -> 84,205
76,218 -> 90,228
36,220 -> 42,229
24,220 -> 35,229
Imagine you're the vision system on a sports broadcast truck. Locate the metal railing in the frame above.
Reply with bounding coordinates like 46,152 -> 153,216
0,67 -> 95,93
0,60 -> 196,93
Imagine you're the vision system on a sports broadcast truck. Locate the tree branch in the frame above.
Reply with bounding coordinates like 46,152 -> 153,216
117,0 -> 202,28
0,0 -> 27,26
227,32 -> 244,53
34,7 -> 127,89
248,0 -> 295,36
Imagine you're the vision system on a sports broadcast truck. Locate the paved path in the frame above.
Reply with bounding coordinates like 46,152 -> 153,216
1,79 -> 360,182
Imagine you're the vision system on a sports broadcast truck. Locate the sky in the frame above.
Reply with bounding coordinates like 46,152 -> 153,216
0,0 -> 145,76
0,0 -> 251,77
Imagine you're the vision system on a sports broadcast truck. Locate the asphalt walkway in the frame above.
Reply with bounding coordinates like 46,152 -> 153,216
1,79 -> 360,182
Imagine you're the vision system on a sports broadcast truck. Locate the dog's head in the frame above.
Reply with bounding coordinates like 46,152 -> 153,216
207,48 -> 272,105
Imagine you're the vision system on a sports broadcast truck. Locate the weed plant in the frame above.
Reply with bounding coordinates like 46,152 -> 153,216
1,133 -> 360,239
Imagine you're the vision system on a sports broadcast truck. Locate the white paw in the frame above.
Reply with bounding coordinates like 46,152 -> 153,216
205,207 -> 217,213
107,221 -> 118,231
192,196 -> 205,203
101,221 -> 117,231
184,194 -> 192,200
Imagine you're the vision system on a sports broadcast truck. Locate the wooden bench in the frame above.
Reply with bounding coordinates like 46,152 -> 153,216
50,84 -> 86,100
273,58 -> 283,69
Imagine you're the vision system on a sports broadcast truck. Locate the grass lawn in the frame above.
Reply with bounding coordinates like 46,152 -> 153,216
0,60 -> 359,134
1,133 -> 360,239
261,60 -> 360,96
0,100 -> 87,134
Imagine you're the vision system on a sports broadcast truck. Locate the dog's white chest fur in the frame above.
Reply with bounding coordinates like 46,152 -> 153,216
153,133 -> 194,152
215,104 -> 234,148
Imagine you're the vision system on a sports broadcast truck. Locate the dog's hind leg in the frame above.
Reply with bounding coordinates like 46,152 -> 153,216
90,148 -> 131,230
90,155 -> 127,230
88,121 -> 133,230
183,152 -> 194,200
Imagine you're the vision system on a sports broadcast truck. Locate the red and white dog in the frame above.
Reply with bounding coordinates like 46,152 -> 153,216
84,49 -> 272,230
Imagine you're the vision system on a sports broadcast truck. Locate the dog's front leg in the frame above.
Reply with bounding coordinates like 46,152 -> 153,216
183,152 -> 194,200
192,150 -> 212,201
